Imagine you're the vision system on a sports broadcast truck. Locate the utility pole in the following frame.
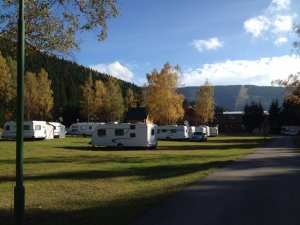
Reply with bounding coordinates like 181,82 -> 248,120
14,0 -> 25,224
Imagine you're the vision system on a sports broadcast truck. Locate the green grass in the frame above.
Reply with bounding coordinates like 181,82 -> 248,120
0,135 -> 270,225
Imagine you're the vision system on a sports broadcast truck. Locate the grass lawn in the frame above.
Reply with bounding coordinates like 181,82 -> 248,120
0,135 -> 270,225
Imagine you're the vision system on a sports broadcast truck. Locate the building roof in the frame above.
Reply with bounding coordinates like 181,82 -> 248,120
125,107 -> 148,121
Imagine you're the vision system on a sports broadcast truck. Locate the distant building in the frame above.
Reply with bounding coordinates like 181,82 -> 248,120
125,107 -> 153,124
214,111 -> 245,133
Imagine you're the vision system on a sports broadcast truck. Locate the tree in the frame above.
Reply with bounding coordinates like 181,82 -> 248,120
24,68 -> 54,120
105,77 -> 124,122
94,79 -> 107,121
280,99 -> 300,126
195,79 -> 215,124
242,102 -> 265,132
272,73 -> 300,104
144,63 -> 185,125
0,0 -> 120,55
36,68 -> 54,120
125,88 -> 137,111
0,53 -> 14,125
268,99 -> 281,133
80,74 -> 95,122
24,72 -> 39,120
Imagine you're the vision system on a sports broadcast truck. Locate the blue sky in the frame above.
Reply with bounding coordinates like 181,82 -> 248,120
73,0 -> 300,87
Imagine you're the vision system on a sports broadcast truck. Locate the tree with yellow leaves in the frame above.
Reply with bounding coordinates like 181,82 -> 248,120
195,79 -> 215,124
25,68 -> 54,120
0,53 -> 14,124
125,88 -> 137,111
144,63 -> 185,125
80,74 -> 95,121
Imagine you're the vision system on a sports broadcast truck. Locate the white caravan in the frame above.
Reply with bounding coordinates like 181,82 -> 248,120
67,122 -> 103,136
92,123 -> 157,149
209,126 -> 219,137
196,125 -> 210,136
187,126 -> 196,139
157,125 -> 189,140
2,121 -> 48,139
48,122 -> 66,138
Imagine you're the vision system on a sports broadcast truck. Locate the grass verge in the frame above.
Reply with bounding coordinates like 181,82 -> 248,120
0,135 -> 270,225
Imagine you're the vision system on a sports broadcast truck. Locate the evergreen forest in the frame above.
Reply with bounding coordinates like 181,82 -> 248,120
0,38 -> 141,126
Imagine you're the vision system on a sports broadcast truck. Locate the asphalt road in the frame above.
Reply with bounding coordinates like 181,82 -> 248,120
128,136 -> 300,225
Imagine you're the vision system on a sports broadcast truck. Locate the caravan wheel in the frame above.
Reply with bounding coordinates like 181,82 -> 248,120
117,143 -> 123,149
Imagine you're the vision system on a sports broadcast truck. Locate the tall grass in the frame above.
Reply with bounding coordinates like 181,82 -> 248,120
0,135 -> 269,225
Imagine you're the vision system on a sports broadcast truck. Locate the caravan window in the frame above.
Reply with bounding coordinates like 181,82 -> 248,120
170,129 -> 177,133
24,125 -> 30,130
35,125 -> 41,130
80,125 -> 87,130
157,129 -> 160,134
161,129 -> 167,133
151,128 -> 155,136
97,129 -> 106,137
130,133 -> 135,138
130,125 -> 136,130
89,126 -> 93,130
115,129 -> 124,136
5,125 -> 10,131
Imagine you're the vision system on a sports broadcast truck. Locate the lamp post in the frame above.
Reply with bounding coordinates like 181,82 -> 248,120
14,0 -> 25,224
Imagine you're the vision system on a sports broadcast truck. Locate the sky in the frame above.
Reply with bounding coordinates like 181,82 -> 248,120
72,0 -> 300,87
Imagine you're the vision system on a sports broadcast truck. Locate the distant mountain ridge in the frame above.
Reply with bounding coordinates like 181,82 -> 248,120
178,85 -> 285,111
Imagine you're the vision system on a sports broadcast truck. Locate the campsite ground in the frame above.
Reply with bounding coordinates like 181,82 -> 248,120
0,135 -> 269,225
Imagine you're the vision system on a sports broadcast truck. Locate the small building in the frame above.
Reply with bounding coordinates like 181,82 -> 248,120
125,107 -> 153,124
214,111 -> 245,133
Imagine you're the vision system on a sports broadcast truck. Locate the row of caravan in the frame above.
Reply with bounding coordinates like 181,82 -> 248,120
1,121 -> 65,140
156,125 -> 218,140
90,123 -> 218,149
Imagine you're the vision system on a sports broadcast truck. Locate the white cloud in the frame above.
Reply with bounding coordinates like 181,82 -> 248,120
243,0 -> 296,44
244,16 -> 270,38
273,15 -> 292,33
269,0 -> 291,11
274,36 -> 288,45
89,61 -> 134,82
192,37 -> 223,52
181,55 -> 300,86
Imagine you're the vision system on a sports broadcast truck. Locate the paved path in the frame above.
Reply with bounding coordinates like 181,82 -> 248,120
128,136 -> 300,225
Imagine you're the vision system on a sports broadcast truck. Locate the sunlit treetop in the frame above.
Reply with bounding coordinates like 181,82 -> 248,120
0,0 -> 120,55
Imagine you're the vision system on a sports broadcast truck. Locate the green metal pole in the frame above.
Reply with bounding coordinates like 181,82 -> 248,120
14,0 -> 25,224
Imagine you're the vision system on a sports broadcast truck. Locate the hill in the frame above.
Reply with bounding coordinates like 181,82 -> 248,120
178,85 -> 285,111
0,38 -> 141,125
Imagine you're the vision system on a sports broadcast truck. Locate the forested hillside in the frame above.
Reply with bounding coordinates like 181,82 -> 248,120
0,38 -> 141,126
178,85 -> 285,111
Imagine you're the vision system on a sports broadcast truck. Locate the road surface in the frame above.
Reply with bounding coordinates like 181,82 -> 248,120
128,136 -> 300,225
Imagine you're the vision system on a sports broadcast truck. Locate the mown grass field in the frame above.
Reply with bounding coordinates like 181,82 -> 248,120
0,135 -> 270,225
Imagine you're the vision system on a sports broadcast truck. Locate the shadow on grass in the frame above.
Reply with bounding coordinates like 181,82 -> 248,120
2,167 -> 300,225
0,160 -> 234,182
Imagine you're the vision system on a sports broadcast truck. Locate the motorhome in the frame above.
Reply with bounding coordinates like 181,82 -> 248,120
48,122 -> 66,138
2,121 -> 49,139
67,122 -> 103,136
157,125 -> 189,140
91,123 -> 157,149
